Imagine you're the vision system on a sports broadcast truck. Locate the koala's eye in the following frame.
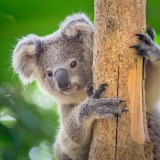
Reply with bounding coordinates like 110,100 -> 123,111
47,70 -> 53,77
70,61 -> 77,68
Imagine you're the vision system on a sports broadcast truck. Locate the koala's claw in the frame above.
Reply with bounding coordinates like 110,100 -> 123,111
119,100 -> 127,103
130,44 -> 151,57
130,26 -> 160,61
85,83 -> 94,97
122,109 -> 129,112
135,33 -> 153,45
85,83 -> 108,98
135,34 -> 146,40
114,108 -> 128,117
130,45 -> 140,49
100,83 -> 108,88
147,25 -> 155,41
92,83 -> 108,99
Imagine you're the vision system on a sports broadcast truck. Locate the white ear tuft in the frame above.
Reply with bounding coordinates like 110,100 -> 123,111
12,34 -> 41,85
59,13 -> 94,44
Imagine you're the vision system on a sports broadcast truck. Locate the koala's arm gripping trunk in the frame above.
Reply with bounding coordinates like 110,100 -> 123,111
60,90 -> 123,145
89,0 -> 153,159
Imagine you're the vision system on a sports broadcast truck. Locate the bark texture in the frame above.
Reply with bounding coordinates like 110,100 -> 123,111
89,0 -> 153,159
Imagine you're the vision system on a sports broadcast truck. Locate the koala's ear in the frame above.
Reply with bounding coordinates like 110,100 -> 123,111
12,34 -> 42,85
59,13 -> 93,44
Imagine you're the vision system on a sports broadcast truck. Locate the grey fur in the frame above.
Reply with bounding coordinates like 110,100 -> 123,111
12,13 -> 125,160
132,27 -> 160,160
12,13 -> 160,159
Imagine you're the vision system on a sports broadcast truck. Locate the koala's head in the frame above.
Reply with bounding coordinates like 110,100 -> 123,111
12,13 -> 93,102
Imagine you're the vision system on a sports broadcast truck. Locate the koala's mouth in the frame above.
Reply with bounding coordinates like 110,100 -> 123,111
59,83 -> 81,95
59,83 -> 72,92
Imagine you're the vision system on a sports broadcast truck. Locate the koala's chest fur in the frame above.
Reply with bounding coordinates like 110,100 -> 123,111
145,61 -> 160,113
144,61 -> 160,159
57,101 -> 94,160
59,129 -> 90,160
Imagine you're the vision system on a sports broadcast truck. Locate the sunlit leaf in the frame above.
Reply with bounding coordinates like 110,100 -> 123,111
0,106 -> 17,128
29,144 -> 52,160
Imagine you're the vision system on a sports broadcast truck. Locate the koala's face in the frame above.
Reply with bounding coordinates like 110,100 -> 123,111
12,13 -> 93,99
38,36 -> 92,96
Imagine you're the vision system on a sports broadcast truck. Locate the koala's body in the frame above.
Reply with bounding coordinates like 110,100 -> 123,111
132,28 -> 160,160
12,14 -> 125,160
12,13 -> 160,160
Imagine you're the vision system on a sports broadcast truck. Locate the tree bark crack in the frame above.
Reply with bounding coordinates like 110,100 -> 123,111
115,53 -> 120,160
89,0 -> 153,159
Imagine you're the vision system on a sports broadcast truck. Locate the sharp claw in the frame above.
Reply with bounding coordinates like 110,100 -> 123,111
130,44 -> 142,50
135,34 -> 144,37
130,45 -> 138,49
135,34 -> 147,41
119,100 -> 126,103
147,25 -> 155,41
98,83 -> 108,92
122,109 -> 129,112
85,83 -> 94,97
92,83 -> 108,99
100,83 -> 108,87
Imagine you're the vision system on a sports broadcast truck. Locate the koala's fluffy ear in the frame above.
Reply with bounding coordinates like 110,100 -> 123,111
59,13 -> 93,46
12,34 -> 42,85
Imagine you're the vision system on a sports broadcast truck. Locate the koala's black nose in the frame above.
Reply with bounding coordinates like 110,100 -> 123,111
54,68 -> 71,91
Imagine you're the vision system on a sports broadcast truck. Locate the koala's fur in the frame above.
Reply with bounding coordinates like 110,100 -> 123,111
12,13 -> 160,160
12,13 -> 125,160
132,28 -> 160,160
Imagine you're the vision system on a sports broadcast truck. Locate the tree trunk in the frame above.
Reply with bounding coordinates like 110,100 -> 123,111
89,0 -> 153,159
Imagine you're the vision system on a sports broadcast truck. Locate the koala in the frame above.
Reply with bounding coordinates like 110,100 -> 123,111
131,27 -> 160,159
12,13 -> 126,160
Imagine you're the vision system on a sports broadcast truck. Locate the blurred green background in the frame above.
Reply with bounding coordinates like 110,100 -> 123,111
0,0 -> 160,160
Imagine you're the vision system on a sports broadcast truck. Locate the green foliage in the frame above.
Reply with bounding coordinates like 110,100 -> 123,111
0,83 -> 59,160
147,0 -> 160,33
0,1 -> 93,159
0,0 -> 159,160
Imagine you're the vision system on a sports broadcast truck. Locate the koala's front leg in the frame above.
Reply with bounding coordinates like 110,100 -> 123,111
58,84 -> 127,160
64,84 -> 126,144
78,83 -> 126,124
130,26 -> 160,64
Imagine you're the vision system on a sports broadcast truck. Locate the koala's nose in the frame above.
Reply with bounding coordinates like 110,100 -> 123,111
54,68 -> 71,91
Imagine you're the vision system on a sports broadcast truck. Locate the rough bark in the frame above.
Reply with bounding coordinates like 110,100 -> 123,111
89,0 -> 153,159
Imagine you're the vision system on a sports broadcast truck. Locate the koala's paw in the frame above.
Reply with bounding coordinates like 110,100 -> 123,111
86,83 -> 108,99
93,97 -> 127,117
130,26 -> 160,62
84,83 -> 128,119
